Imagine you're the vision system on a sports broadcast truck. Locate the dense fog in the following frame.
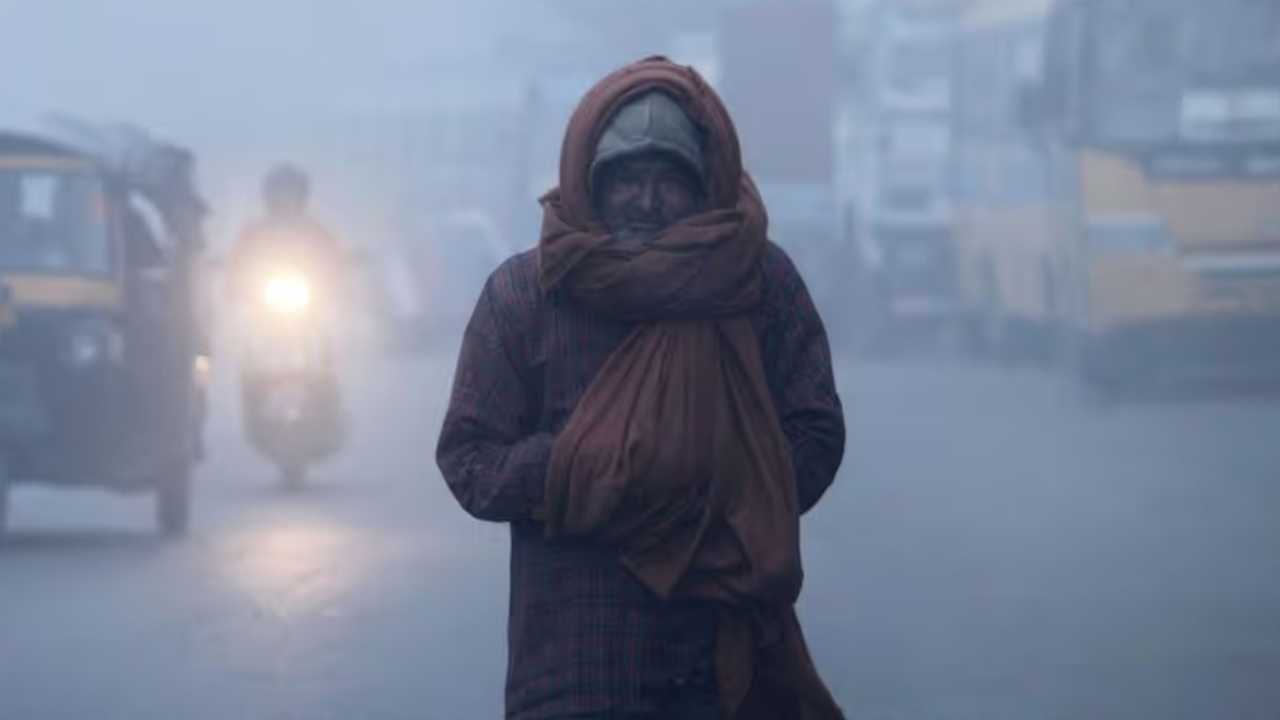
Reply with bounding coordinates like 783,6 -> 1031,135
2,1 -> 1278,718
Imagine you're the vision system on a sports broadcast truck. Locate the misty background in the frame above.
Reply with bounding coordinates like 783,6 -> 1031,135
0,1 -> 759,253
2,1 -> 1279,719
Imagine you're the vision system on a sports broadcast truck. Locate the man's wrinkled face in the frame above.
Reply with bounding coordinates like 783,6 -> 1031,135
595,152 -> 705,245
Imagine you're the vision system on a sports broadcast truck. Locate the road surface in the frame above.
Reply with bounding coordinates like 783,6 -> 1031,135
3,347 -> 1278,719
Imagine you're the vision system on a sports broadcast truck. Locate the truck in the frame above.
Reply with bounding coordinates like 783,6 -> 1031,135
839,0 -> 963,347
953,0 -> 1280,385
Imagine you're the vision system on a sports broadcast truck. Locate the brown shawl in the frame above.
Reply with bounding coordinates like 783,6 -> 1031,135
538,57 -> 843,719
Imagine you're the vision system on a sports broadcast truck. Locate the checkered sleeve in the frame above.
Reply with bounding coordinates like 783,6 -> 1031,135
761,244 -> 846,514
436,269 -> 551,523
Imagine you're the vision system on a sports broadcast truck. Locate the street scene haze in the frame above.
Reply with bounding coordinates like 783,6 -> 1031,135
2,0 -> 1279,718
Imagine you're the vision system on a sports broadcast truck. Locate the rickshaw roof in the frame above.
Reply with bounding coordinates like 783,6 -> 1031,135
0,131 -> 95,163
3,124 -> 207,251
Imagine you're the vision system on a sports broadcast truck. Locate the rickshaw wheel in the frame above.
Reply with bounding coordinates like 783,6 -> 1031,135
156,462 -> 192,537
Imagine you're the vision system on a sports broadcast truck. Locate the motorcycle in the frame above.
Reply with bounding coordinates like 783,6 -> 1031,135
240,266 -> 345,489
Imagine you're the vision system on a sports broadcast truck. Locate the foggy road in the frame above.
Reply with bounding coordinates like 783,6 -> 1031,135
4,0 -> 1280,718
3,349 -> 1279,719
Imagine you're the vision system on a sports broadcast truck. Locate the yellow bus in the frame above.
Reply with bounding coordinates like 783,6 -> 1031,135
953,0 -> 1280,385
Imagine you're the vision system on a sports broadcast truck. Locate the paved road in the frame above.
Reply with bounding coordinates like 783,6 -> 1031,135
2,348 -> 1278,719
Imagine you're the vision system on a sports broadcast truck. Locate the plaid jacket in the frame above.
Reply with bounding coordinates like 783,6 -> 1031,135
436,242 -> 845,719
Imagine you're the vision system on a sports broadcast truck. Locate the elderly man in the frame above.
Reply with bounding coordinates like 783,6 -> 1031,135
438,57 -> 845,720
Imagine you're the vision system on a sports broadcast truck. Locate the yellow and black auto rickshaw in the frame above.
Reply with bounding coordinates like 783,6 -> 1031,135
0,130 -> 207,536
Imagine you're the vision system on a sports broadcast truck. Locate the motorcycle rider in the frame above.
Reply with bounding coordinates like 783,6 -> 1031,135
228,164 -> 347,487
228,164 -> 345,304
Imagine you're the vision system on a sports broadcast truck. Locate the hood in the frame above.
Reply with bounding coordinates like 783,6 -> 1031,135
549,55 -> 746,229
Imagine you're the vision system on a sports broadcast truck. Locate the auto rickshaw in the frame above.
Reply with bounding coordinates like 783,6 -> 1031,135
0,129 -> 207,536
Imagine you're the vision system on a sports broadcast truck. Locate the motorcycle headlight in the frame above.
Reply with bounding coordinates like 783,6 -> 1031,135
1086,215 -> 1173,256
262,272 -> 312,315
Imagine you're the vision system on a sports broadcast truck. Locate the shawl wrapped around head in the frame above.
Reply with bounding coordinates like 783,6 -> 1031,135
538,56 -> 843,719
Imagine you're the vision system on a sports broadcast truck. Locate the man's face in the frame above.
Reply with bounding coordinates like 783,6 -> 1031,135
595,152 -> 704,244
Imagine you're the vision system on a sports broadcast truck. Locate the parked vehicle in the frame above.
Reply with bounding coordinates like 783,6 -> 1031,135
953,0 -> 1280,385
841,1 -> 962,348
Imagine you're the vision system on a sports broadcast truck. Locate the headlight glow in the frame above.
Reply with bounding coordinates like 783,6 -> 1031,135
66,330 -> 104,368
262,272 -> 312,314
